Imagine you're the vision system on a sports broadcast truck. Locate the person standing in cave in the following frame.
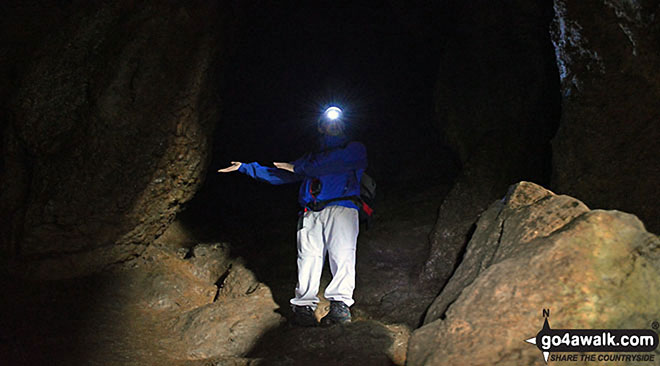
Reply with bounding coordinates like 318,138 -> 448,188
218,107 -> 367,327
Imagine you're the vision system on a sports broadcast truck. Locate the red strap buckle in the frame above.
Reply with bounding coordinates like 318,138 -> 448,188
362,202 -> 374,216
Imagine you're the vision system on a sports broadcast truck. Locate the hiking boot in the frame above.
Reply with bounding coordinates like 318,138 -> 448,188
320,301 -> 351,326
291,305 -> 318,327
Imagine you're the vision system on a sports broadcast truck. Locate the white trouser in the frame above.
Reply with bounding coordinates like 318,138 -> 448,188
290,205 -> 359,309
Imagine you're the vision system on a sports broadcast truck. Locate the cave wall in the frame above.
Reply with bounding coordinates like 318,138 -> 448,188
1,1 -> 228,278
550,0 -> 660,233
421,0 -> 561,287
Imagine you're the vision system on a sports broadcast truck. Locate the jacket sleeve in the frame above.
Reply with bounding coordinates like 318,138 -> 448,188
293,142 -> 367,177
238,162 -> 303,185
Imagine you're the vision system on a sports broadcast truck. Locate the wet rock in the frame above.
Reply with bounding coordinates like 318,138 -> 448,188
408,182 -> 660,365
550,0 -> 660,233
0,0 -> 227,278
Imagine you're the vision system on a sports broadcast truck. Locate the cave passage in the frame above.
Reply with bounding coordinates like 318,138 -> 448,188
0,0 -> 576,365
180,2 -> 459,306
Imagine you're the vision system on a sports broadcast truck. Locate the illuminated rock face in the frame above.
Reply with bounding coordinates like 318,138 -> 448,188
1,1 -> 226,278
550,0 -> 660,233
408,182 -> 660,366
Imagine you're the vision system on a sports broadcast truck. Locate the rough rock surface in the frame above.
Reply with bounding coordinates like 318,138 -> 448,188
0,242 -> 282,366
421,0 -> 560,288
168,284 -> 281,360
0,0 -> 226,278
424,181 -> 590,323
409,182 -> 660,366
550,0 -> 660,233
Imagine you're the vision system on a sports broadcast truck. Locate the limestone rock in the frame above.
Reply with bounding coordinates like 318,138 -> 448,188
550,0 -> 660,233
0,0 -> 226,278
409,182 -> 660,366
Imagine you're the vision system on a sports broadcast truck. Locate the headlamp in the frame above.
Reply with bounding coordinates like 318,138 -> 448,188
324,106 -> 342,121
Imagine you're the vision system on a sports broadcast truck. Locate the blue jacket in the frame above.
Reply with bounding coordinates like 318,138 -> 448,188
237,135 -> 367,211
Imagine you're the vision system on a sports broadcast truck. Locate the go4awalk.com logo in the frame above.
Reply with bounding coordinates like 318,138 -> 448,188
524,309 -> 659,363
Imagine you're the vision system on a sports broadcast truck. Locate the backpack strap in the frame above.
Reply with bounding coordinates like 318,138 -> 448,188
305,195 -> 362,212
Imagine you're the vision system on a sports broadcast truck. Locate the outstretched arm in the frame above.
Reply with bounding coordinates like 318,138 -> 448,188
219,161 -> 302,185
292,142 -> 367,177
218,161 -> 242,173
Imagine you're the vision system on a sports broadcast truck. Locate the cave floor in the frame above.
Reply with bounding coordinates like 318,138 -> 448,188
2,182 -> 448,366
1,248 -> 409,366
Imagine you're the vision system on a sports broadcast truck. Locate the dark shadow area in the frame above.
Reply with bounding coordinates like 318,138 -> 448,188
0,271 -> 112,365
247,320 -> 402,366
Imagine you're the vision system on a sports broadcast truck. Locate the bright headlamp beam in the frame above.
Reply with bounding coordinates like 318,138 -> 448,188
325,106 -> 342,120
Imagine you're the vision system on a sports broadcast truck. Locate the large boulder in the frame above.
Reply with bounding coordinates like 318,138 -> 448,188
0,1 -> 226,278
550,0 -> 660,233
408,182 -> 660,365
